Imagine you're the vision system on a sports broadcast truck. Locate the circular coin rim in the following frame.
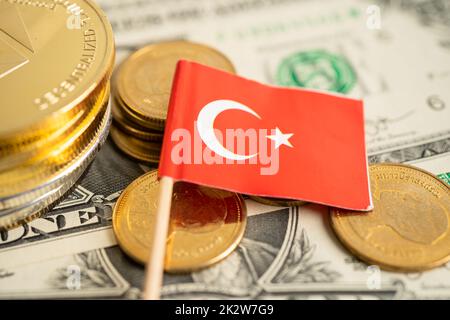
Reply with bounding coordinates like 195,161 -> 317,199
0,0 -> 115,139
110,125 -> 161,164
112,171 -> 247,273
116,40 -> 235,122
0,97 -> 112,230
330,162 -> 450,272
112,96 -> 164,141
67,0 -> 115,113
112,170 -> 159,266
0,82 -> 111,200
167,190 -> 247,273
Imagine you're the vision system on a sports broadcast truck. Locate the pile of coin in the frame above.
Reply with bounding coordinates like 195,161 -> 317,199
0,0 -> 115,229
107,41 -> 450,274
110,41 -> 236,164
110,84 -> 164,164
109,41 -> 248,271
107,41 -> 307,269
113,170 -> 247,272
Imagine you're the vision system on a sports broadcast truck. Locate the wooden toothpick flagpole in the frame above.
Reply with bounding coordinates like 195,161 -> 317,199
143,176 -> 174,300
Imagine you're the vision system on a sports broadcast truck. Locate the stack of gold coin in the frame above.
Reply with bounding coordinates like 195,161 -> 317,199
0,0 -> 115,229
110,41 -> 236,164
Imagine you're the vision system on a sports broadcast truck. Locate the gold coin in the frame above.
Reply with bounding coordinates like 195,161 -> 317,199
0,80 -> 108,171
0,95 -> 112,229
115,93 -> 165,131
111,96 -> 164,141
0,0 -> 115,145
0,83 -> 110,200
331,163 -> 450,272
0,83 -> 111,209
116,41 -> 235,125
110,125 -> 161,164
249,196 -> 306,207
113,170 -> 247,272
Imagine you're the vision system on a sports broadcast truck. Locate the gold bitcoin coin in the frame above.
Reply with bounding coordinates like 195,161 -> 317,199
331,163 -> 450,272
0,0 -> 115,229
0,0 -> 114,147
110,125 -> 161,164
249,196 -> 306,207
0,85 -> 110,209
0,96 -> 112,229
113,170 -> 247,272
112,96 -> 164,142
115,41 -> 235,126
0,81 -> 108,171
0,83 -> 110,201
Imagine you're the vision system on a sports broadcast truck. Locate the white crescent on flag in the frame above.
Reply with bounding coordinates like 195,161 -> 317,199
196,99 -> 261,161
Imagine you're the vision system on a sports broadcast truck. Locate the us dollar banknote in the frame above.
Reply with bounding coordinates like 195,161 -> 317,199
1,0 -> 449,299
3,204 -> 450,300
3,0 -> 448,268
105,0 -> 450,164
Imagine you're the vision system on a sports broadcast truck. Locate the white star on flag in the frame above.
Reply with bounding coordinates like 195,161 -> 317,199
266,127 -> 294,149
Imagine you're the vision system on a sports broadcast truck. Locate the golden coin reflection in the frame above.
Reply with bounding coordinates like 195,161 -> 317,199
113,171 -> 247,272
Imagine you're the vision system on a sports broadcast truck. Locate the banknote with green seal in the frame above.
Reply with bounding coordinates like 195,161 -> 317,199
438,172 -> 450,185
1,0 -> 448,300
276,50 -> 356,94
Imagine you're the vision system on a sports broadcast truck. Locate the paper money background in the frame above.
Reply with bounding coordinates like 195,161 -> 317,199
1,0 -> 449,299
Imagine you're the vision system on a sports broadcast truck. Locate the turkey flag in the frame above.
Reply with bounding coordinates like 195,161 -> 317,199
158,61 -> 372,211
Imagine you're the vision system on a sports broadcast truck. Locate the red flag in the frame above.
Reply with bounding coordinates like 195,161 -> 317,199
159,60 -> 373,211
